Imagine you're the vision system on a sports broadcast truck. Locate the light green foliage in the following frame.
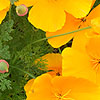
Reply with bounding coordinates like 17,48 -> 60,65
0,73 -> 11,91
0,20 -> 13,59
0,5 -> 53,100
0,20 -> 13,98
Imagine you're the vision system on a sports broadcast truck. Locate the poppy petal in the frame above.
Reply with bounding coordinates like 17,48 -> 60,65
0,0 -> 10,11
46,13 -> 80,48
52,76 -> 100,100
86,4 -> 100,25
72,30 -> 89,53
30,74 -> 53,100
86,35 -> 100,60
0,7 -> 9,24
28,1 -> 66,32
24,79 -> 34,96
14,0 -> 37,7
62,47 -> 96,83
41,53 -> 62,76
58,0 -> 94,18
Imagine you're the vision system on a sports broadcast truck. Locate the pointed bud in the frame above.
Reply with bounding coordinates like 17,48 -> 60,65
16,4 -> 28,16
0,60 -> 9,73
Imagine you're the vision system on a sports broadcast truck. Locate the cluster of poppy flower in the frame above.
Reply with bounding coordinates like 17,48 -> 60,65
1,0 -> 100,100
24,53 -> 100,100
21,0 -> 100,99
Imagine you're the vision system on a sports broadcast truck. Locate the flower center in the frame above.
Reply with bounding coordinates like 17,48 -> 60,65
56,72 -> 61,76
55,89 -> 75,100
91,58 -> 100,72
78,17 -> 87,29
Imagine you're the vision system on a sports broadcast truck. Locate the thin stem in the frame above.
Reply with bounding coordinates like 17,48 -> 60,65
58,48 -> 62,54
32,26 -> 91,44
11,65 -> 36,79
9,3 -> 12,20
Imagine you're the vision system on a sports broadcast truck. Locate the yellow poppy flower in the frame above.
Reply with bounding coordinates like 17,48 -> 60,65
26,73 -> 100,100
72,4 -> 100,53
36,53 -> 62,76
0,0 -> 10,24
15,0 -> 94,32
24,53 -> 62,97
62,35 -> 100,85
46,0 -> 97,48
73,16 -> 100,53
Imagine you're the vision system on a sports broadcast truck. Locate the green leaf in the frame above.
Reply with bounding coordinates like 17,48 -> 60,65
0,73 -> 11,91
0,20 -> 14,59
10,0 -> 18,5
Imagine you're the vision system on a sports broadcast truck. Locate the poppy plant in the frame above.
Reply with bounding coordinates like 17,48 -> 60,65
25,53 -> 62,98
15,0 -> 94,32
46,0 -> 100,48
25,73 -> 100,100
0,0 -> 10,24
62,36 -> 100,85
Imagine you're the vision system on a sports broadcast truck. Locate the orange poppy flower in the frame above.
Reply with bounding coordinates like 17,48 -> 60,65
72,4 -> 100,53
73,16 -> 100,53
26,73 -> 100,100
0,0 -> 10,24
46,1 -> 98,48
36,53 -> 62,76
15,0 -> 94,32
62,35 -> 100,85
24,53 -> 62,98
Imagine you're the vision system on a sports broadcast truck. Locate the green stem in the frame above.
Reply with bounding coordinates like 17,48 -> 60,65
9,4 -> 12,20
32,26 -> 91,44
58,48 -> 62,54
11,65 -> 36,79
11,26 -> 91,79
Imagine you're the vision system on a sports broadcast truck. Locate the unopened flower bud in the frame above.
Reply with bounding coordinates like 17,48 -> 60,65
0,60 -> 9,73
16,4 -> 28,16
